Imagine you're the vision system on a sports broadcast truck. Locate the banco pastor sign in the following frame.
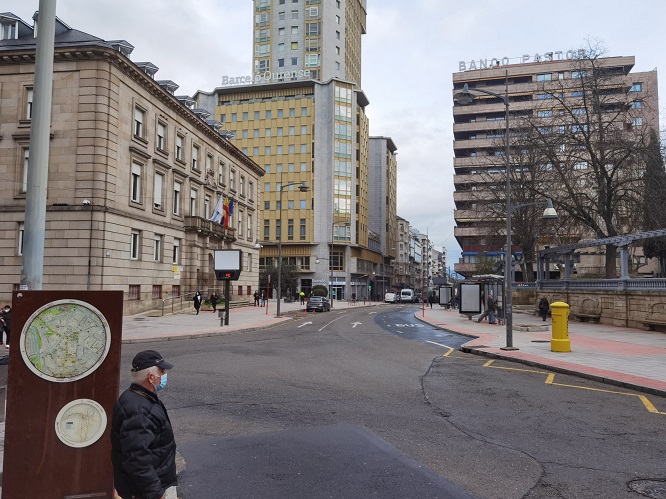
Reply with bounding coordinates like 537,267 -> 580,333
459,49 -> 586,71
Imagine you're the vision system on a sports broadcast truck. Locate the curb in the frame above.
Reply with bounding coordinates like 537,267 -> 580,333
414,313 -> 666,399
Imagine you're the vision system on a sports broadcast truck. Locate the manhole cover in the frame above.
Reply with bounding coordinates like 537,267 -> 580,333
531,340 -> 550,343
629,479 -> 666,499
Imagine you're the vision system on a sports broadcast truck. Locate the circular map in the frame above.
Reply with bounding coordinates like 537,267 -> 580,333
55,399 -> 107,448
20,299 -> 111,382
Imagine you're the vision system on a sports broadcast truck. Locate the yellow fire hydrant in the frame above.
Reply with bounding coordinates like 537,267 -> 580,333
550,301 -> 571,352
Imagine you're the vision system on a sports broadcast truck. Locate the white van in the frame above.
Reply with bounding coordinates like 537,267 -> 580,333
400,289 -> 415,303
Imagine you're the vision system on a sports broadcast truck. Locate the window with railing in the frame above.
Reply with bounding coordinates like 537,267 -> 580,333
129,285 -> 141,300
152,285 -> 162,299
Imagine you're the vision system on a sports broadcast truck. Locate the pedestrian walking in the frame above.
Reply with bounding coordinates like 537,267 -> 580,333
260,290 -> 266,307
428,294 -> 434,309
209,291 -> 219,312
111,350 -> 177,499
539,297 -> 550,321
193,291 -> 202,315
477,292 -> 497,324
0,304 -> 10,348
254,290 -> 260,307
351,292 -> 357,306
299,290 -> 305,305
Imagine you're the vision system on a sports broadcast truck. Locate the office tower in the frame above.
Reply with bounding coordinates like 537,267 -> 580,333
252,0 -> 366,86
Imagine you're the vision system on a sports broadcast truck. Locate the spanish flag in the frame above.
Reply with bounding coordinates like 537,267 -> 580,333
224,197 -> 235,229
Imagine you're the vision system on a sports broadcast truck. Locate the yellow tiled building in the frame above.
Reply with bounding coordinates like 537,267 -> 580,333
195,76 -> 395,299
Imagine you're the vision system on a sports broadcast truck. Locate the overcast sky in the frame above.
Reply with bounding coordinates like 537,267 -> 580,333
6,0 -> 666,269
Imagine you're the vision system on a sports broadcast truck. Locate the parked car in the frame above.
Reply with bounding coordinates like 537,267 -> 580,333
384,292 -> 397,303
306,296 -> 331,312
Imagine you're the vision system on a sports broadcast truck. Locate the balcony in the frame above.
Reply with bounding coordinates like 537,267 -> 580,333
184,216 -> 236,241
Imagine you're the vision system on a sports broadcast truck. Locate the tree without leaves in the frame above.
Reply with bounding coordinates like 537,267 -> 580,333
512,42 -> 655,277
467,119 -> 579,281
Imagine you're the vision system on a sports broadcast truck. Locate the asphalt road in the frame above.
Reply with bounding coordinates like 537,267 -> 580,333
117,305 -> 666,499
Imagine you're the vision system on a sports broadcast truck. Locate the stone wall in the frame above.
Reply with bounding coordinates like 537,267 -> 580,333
524,290 -> 666,330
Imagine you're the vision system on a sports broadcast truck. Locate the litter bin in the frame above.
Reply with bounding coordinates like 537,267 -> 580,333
218,309 -> 226,325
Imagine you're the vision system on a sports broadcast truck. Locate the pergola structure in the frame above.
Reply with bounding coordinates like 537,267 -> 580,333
536,229 -> 666,283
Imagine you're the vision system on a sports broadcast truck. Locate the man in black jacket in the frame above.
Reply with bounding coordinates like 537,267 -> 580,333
111,350 -> 176,499
0,305 -> 10,348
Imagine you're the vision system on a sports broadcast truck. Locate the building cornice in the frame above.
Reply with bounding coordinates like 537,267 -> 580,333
0,44 -> 265,179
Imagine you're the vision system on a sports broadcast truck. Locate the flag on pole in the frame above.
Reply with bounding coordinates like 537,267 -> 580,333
224,197 -> 235,229
222,197 -> 230,228
209,196 -> 224,223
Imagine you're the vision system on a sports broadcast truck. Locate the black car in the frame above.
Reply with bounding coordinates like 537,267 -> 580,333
306,296 -> 331,312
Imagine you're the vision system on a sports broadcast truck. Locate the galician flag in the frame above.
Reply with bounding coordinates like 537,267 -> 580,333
209,196 -> 224,223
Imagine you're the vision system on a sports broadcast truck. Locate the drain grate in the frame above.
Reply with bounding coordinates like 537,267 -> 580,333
629,479 -> 666,499
531,340 -> 550,343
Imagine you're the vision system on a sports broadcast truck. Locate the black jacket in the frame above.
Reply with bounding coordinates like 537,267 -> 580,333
0,309 -> 10,331
111,383 -> 177,499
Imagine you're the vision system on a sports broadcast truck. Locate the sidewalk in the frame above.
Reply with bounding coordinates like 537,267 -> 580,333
414,305 -> 666,397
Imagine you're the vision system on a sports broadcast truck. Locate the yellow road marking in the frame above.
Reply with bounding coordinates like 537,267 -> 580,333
544,375 -> 666,415
484,359 -> 550,374
483,361 -> 665,415
425,340 -> 454,357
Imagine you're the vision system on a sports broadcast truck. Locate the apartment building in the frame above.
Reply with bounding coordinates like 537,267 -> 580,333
369,136 -> 398,293
452,54 -> 659,278
0,13 -> 263,313
252,0 -> 366,86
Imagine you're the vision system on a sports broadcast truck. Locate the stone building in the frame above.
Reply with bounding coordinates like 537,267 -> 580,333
0,12 -> 263,313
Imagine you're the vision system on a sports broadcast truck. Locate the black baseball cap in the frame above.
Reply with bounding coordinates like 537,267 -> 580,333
131,350 -> 174,372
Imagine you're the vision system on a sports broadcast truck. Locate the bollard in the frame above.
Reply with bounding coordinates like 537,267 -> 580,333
550,301 -> 571,352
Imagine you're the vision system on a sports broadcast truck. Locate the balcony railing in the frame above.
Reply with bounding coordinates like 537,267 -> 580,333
184,216 -> 236,241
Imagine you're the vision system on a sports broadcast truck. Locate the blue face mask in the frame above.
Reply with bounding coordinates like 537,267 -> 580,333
154,372 -> 168,391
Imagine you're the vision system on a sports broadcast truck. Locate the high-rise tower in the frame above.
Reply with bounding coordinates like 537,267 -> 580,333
252,0 -> 367,86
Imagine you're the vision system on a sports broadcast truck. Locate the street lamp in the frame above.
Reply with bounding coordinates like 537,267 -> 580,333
277,181 -> 309,317
454,79 -> 557,349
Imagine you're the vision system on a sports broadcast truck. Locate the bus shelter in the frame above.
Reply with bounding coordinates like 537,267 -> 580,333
458,274 -> 504,321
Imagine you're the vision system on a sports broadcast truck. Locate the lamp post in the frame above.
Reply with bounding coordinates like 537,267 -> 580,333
454,79 -> 557,350
277,181 -> 309,317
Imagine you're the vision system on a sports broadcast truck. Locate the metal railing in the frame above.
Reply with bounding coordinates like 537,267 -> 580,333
513,278 -> 666,291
